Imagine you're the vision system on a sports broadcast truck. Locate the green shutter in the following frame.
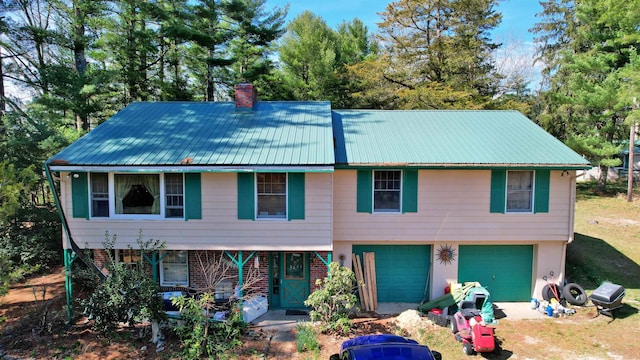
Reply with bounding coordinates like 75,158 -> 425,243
490,170 -> 506,213
402,170 -> 418,213
237,173 -> 255,220
534,170 -> 550,213
356,170 -> 372,213
288,173 -> 305,220
71,173 -> 89,219
184,173 -> 202,220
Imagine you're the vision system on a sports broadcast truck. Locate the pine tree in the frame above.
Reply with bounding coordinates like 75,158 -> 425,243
533,0 -> 640,189
348,0 -> 502,109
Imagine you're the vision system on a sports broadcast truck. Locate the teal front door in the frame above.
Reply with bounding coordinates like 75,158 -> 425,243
280,252 -> 309,308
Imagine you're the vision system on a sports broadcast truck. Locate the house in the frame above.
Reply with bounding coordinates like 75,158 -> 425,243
45,84 -> 591,313
578,140 -> 639,182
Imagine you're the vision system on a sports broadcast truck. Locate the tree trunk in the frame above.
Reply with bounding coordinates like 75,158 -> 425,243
206,47 -> 215,101
73,1 -> 90,132
598,164 -> 608,192
0,46 -> 5,135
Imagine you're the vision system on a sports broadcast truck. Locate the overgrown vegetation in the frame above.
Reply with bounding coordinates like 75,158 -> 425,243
172,296 -> 246,359
295,322 -> 320,353
170,251 -> 263,358
305,262 -> 358,335
81,233 -> 166,337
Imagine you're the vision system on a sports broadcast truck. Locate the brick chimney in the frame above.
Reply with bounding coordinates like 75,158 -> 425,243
234,83 -> 257,110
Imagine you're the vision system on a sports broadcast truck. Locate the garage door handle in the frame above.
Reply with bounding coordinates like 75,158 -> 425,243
492,275 -> 496,280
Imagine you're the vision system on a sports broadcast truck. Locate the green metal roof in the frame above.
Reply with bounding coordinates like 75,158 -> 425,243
48,101 -> 335,169
332,110 -> 591,169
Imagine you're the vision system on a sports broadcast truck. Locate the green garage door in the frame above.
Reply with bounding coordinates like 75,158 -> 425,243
352,245 -> 430,303
458,245 -> 533,301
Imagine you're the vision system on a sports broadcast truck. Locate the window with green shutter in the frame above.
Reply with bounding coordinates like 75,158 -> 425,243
490,169 -> 550,214
237,172 -> 306,221
357,169 -> 417,213
72,172 -> 200,219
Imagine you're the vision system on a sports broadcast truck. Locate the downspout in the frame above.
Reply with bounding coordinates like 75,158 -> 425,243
567,171 -> 577,244
562,170 -> 579,285
44,163 -> 106,323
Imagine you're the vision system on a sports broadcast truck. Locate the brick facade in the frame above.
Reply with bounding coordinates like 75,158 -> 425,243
310,251 -> 331,292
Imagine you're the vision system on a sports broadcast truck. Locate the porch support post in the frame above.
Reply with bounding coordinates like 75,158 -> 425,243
224,251 -> 256,302
64,249 -> 77,323
144,251 -> 167,283
313,251 -> 332,278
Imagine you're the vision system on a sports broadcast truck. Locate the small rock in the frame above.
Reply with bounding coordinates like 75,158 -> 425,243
140,345 -> 147,351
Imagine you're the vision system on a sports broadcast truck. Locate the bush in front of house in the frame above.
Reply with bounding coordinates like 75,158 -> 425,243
172,294 -> 246,359
304,262 -> 358,335
81,233 -> 166,338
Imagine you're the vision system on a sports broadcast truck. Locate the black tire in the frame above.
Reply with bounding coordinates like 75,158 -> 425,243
451,317 -> 458,334
563,283 -> 588,306
541,284 -> 563,301
493,343 -> 502,355
463,342 -> 474,356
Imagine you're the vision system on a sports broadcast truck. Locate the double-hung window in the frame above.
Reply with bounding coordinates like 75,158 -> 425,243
90,173 -> 109,217
165,173 -> 184,218
356,169 -> 417,214
257,173 -> 287,219
373,170 -> 402,213
506,170 -> 534,213
160,250 -> 189,286
237,172 -> 304,220
490,169 -> 550,214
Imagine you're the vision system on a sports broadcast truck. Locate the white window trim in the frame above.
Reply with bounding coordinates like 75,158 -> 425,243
372,169 -> 403,214
88,173 -> 185,220
159,251 -> 189,287
505,170 -> 535,214
255,172 -> 288,220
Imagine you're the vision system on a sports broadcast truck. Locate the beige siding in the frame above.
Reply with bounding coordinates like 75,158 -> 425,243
61,172 -> 333,250
333,169 -> 573,242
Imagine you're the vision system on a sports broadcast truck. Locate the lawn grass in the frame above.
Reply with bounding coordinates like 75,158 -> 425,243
570,181 -> 640,301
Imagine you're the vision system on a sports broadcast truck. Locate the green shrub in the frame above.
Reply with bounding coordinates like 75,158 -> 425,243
304,262 -> 358,335
295,322 -> 319,352
172,294 -> 246,359
81,233 -> 165,337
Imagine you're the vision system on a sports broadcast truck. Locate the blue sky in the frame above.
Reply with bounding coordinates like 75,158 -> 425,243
269,0 -> 542,44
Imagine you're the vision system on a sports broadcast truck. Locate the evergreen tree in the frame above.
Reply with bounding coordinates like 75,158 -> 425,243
152,0 -> 194,101
224,0 -> 286,87
348,0 -> 502,109
278,11 -> 337,101
533,0 -> 640,189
